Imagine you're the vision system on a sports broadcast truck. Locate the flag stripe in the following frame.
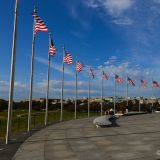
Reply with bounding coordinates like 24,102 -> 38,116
76,61 -> 83,72
64,53 -> 72,65
49,38 -> 56,56
33,14 -> 48,34
153,81 -> 160,87
140,80 -> 147,87
127,77 -> 135,86
115,74 -> 123,84
90,68 -> 94,78
102,71 -> 108,80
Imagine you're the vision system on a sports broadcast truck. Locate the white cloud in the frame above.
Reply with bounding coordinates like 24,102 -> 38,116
104,56 -> 118,65
85,0 -> 100,8
0,81 -> 30,100
103,0 -> 134,16
154,0 -> 160,3
36,80 -> 89,89
0,81 -> 28,92
102,56 -> 149,79
35,56 -> 74,76
112,16 -> 133,25
86,0 -> 134,15
33,79 -> 99,97
70,30 -> 84,39
85,0 -> 135,25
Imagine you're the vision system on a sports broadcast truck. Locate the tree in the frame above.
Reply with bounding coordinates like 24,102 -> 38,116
0,99 -> 8,111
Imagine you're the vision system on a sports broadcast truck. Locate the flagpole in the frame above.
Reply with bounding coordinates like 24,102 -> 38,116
6,0 -> 19,144
126,74 -> 129,106
88,66 -> 90,118
101,69 -> 103,116
114,74 -> 116,115
60,46 -> 65,121
45,33 -> 51,126
28,4 -> 36,132
151,78 -> 154,108
75,58 -> 78,119
151,88 -> 154,107
139,85 -> 141,112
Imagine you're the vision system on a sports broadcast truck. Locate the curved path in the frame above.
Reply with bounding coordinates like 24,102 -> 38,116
13,114 -> 160,160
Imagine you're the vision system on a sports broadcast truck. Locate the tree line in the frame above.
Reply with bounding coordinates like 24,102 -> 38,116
0,99 -> 160,112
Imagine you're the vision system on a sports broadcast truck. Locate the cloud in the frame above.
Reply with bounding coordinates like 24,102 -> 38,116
112,16 -> 133,25
1,67 -> 160,100
36,80 -> 89,89
63,0 -> 92,31
86,0 -> 134,14
85,0 -> 135,25
104,56 -> 118,65
84,0 -> 99,8
102,55 -> 152,80
103,0 -> 134,16
0,81 -> 30,100
0,81 -> 28,92
70,30 -> 84,39
154,0 -> 160,3
33,79 -> 100,98
35,56 -> 74,76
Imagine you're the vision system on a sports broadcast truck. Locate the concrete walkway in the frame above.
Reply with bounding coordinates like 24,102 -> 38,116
13,114 -> 160,160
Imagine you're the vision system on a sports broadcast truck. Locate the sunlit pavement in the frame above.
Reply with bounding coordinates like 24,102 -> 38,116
13,114 -> 160,160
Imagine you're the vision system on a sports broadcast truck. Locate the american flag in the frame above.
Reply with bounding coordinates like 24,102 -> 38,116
127,77 -> 135,86
102,71 -> 108,80
115,74 -> 123,84
140,80 -> 147,87
152,81 -> 160,87
90,68 -> 94,78
64,53 -> 72,65
76,61 -> 83,72
49,38 -> 56,56
33,14 -> 48,34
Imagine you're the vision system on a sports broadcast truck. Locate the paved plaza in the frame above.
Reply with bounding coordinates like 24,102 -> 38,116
13,114 -> 160,160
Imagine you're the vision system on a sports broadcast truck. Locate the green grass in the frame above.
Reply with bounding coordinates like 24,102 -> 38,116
0,110 -> 101,139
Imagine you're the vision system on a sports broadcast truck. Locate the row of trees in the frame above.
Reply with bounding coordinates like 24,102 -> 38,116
0,99 -> 160,112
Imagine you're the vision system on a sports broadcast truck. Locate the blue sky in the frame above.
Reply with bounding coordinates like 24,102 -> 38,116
1,0 -> 160,100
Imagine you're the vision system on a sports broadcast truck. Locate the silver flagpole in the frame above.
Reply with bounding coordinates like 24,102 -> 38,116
126,74 -> 129,106
6,0 -> 19,144
151,78 -> 154,108
75,58 -> 77,119
139,85 -> 141,112
28,4 -> 36,132
88,66 -> 90,118
114,74 -> 116,115
60,46 -> 65,121
101,69 -> 103,116
151,89 -> 154,107
45,33 -> 51,126
151,86 -> 154,111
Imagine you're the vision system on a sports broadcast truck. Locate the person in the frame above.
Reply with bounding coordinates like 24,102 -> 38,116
126,106 -> 128,113
109,108 -> 114,115
108,110 -> 119,127
105,109 -> 109,116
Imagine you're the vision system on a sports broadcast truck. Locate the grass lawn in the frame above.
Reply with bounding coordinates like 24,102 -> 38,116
0,110 -> 101,139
